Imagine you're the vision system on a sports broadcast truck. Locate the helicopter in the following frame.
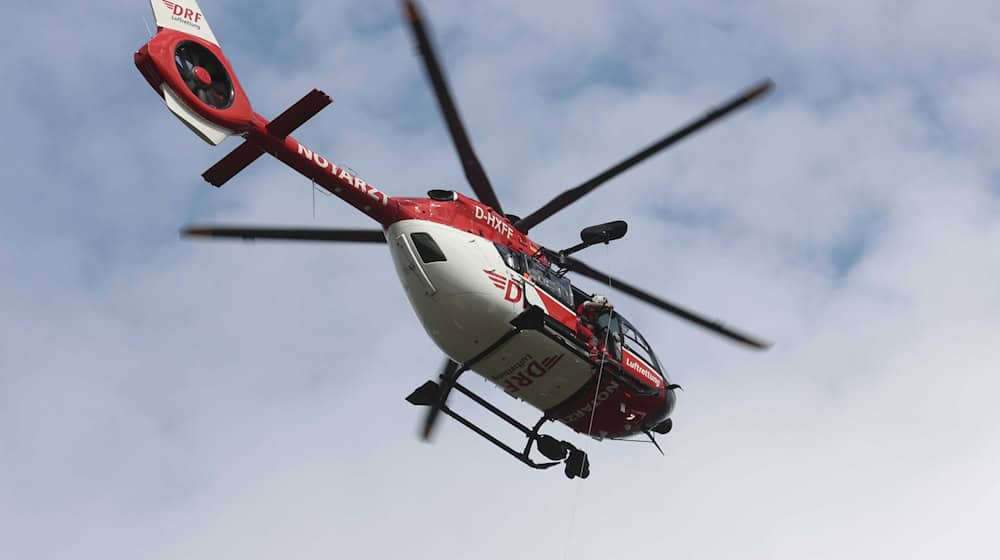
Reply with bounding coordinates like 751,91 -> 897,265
135,0 -> 773,479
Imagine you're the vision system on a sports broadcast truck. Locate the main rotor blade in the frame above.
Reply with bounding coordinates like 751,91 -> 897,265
182,226 -> 386,243
563,255 -> 771,350
516,79 -> 774,232
422,359 -> 461,440
402,0 -> 505,215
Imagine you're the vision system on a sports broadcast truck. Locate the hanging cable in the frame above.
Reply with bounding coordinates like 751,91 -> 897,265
585,309 -> 615,438
585,242 -> 618,437
567,247 -> 617,558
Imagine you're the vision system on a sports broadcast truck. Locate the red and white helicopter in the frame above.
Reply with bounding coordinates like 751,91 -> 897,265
135,0 -> 773,479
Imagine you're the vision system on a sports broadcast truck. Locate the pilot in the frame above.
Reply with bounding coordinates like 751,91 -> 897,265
576,294 -> 613,361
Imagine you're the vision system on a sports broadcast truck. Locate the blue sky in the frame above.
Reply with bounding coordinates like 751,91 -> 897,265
3,1 -> 1000,558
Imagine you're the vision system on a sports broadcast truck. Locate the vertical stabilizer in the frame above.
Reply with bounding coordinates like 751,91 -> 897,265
149,0 -> 219,46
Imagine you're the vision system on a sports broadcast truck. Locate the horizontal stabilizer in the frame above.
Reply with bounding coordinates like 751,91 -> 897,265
266,89 -> 333,139
201,89 -> 332,187
202,142 -> 264,187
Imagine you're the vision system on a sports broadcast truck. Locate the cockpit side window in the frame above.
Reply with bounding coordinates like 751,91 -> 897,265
524,257 -> 574,308
493,243 -> 525,273
593,310 -> 622,360
494,244 -> 574,309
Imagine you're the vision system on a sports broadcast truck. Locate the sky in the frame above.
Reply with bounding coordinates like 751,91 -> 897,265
2,0 -> 1000,558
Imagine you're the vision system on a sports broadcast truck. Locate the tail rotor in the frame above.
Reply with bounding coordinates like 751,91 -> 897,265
135,0 -> 254,145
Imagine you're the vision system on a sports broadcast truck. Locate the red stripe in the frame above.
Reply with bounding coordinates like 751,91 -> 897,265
531,286 -> 576,329
484,270 -> 508,290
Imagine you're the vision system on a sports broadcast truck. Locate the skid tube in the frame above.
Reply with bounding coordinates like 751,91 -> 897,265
406,306 -> 591,478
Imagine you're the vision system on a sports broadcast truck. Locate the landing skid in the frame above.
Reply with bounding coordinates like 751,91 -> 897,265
406,306 -> 591,479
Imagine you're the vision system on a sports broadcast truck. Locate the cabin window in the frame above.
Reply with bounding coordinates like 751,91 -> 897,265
493,243 -> 525,272
411,232 -> 446,263
524,257 -> 574,309
494,244 -> 573,309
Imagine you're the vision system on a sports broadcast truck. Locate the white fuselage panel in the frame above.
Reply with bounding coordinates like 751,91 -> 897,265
386,220 -> 592,410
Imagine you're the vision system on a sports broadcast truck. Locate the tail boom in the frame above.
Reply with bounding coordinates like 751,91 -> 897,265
240,120 -> 397,226
135,1 -> 398,226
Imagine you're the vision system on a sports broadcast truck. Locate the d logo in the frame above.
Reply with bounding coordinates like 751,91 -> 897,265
504,280 -> 523,303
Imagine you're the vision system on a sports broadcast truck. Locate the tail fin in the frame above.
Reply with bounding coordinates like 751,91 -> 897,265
135,0 -> 253,145
150,0 -> 219,46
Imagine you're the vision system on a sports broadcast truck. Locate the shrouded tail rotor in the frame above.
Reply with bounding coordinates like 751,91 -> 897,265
135,0 -> 255,145
173,41 -> 234,110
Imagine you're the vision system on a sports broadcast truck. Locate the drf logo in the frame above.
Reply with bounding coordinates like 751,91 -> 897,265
497,354 -> 565,394
162,1 -> 203,23
483,270 -> 522,303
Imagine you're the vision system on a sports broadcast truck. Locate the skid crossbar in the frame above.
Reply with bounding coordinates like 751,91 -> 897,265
407,306 -> 587,473
439,383 -> 558,470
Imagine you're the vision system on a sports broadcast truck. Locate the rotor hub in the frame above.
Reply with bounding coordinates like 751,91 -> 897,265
193,66 -> 212,86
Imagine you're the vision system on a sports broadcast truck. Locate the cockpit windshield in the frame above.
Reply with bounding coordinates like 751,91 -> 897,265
619,316 -> 662,371
593,310 -> 663,373
524,257 -> 573,307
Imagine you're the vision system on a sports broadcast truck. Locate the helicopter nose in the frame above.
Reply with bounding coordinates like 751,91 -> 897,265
644,385 -> 678,433
662,385 -> 678,416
